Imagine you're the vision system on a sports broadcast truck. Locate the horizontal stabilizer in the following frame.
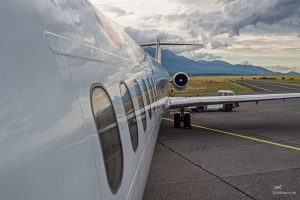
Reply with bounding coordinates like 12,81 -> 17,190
140,38 -> 203,64
140,43 -> 203,47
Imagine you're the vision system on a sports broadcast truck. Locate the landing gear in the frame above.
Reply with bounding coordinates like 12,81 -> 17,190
224,104 -> 233,112
183,113 -> 191,128
196,106 -> 204,113
173,108 -> 191,128
174,113 -> 181,128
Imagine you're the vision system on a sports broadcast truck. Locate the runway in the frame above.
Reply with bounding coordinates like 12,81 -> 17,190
234,79 -> 300,93
143,80 -> 300,200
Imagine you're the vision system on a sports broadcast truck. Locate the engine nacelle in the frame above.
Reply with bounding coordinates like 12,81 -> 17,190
171,72 -> 189,90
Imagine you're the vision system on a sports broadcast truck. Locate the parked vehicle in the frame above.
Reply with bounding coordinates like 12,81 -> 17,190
191,90 -> 239,112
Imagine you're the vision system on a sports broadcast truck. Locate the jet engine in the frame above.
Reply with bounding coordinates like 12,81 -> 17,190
171,72 -> 189,90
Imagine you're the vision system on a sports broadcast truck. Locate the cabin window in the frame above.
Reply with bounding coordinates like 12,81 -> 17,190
147,78 -> 154,102
151,78 -> 157,101
91,86 -> 123,193
120,83 -> 138,151
134,81 -> 147,131
158,80 -> 162,98
142,79 -> 152,119
147,78 -> 156,111
152,78 -> 158,101
157,81 -> 159,96
145,79 -> 152,104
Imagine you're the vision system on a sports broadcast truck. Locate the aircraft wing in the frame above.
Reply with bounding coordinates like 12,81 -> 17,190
168,93 -> 300,109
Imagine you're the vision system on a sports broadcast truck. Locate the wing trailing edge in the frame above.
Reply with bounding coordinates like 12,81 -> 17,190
168,93 -> 300,109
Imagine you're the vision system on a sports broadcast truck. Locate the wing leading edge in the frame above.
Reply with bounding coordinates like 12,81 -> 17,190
168,93 -> 300,109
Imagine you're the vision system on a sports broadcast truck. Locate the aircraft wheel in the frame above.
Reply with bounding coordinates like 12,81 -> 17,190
196,106 -> 204,113
224,104 -> 233,112
174,113 -> 181,128
183,113 -> 191,128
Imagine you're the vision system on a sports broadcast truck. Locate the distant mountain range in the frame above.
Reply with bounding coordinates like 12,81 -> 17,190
144,47 -> 298,76
286,71 -> 299,75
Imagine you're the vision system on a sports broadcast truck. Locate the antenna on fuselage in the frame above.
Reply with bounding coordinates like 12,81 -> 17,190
140,39 -> 203,64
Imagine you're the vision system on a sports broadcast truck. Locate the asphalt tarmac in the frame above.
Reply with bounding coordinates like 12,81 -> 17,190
143,80 -> 300,200
234,79 -> 300,93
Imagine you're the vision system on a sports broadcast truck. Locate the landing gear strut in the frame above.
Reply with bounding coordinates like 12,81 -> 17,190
174,108 -> 191,128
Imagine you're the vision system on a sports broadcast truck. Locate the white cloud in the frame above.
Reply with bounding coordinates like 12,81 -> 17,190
182,50 -> 222,60
90,0 -> 300,69
102,5 -> 134,17
240,61 -> 251,65
265,65 -> 300,73
124,26 -> 184,43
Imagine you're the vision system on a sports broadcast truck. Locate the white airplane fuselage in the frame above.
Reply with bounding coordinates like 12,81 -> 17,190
0,1 -> 169,200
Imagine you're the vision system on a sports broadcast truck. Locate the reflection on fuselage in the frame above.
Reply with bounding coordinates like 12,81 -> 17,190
0,1 -> 170,200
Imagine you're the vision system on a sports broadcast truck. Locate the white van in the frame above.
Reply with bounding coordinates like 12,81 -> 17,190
191,90 -> 239,112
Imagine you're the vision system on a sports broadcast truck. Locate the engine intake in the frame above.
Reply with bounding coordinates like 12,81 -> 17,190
172,72 -> 189,90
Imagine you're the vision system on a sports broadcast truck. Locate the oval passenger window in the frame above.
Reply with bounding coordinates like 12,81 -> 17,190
134,81 -> 147,131
142,79 -> 152,119
91,86 -> 123,193
120,83 -> 139,151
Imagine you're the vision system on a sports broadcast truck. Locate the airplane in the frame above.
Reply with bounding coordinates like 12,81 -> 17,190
1,1 -> 300,200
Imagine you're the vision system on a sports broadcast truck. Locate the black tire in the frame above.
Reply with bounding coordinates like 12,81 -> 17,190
183,113 -> 191,128
196,106 -> 204,113
224,104 -> 233,112
174,113 -> 181,128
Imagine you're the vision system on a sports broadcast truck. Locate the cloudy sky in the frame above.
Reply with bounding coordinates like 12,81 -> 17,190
90,0 -> 300,72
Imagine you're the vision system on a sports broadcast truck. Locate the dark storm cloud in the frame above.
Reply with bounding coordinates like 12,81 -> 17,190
212,0 -> 300,36
166,0 -> 300,37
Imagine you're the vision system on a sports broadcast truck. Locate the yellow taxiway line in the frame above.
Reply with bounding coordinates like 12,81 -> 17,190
163,118 -> 300,151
